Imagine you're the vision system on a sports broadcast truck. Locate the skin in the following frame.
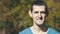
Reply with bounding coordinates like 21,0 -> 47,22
29,5 -> 48,34
29,5 -> 46,25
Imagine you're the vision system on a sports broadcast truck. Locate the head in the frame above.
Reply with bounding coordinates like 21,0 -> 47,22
29,0 -> 48,25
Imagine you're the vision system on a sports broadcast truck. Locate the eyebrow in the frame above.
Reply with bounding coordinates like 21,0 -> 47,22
34,11 -> 39,13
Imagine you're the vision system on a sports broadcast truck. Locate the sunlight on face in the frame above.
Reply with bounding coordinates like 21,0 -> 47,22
32,5 -> 46,25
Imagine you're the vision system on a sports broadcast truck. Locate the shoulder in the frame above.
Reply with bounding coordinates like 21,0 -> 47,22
48,27 -> 60,34
18,27 -> 32,34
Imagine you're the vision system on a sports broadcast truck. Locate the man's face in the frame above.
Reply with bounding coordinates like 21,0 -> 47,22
29,5 -> 46,25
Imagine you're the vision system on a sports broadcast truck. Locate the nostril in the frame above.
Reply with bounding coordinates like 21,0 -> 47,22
39,16 -> 42,20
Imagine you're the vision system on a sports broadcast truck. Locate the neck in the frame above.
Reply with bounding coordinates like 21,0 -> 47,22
32,22 -> 48,32
32,23 -> 41,32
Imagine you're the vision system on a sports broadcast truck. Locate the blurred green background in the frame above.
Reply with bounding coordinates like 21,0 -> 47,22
0,0 -> 60,34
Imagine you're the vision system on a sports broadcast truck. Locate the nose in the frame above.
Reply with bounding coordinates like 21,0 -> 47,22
38,12 -> 41,17
38,12 -> 43,20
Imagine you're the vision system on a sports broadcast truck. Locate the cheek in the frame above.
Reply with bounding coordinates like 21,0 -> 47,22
42,14 -> 46,18
32,14 -> 38,19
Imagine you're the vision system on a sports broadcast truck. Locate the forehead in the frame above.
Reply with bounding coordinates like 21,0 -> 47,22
33,5 -> 45,11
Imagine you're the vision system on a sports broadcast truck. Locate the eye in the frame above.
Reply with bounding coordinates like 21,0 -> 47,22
34,11 -> 39,13
40,11 -> 46,14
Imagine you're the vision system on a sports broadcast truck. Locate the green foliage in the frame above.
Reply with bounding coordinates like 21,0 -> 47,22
0,0 -> 60,34
45,0 -> 60,32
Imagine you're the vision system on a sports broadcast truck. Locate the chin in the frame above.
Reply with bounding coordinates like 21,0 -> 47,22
36,22 -> 43,25
38,21 -> 44,24
37,23 -> 44,25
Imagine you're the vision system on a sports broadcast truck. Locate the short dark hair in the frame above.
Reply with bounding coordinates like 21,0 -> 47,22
31,0 -> 49,17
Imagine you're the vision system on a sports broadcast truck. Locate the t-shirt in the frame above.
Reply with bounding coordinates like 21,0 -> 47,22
18,27 -> 60,34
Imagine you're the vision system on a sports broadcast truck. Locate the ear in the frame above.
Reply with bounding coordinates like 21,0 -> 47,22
29,10 -> 32,17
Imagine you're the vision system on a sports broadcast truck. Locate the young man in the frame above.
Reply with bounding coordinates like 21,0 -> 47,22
19,0 -> 60,34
